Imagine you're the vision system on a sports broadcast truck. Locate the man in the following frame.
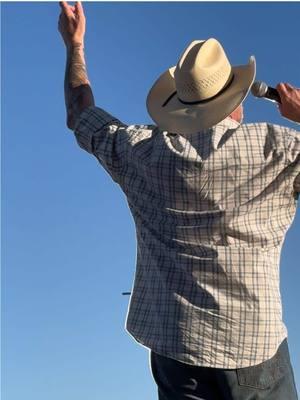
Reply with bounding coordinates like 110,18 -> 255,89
58,2 -> 299,399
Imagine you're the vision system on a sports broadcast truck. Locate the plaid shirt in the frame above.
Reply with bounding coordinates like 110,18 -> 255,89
73,105 -> 300,368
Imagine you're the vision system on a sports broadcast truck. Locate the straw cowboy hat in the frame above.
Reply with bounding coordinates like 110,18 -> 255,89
146,38 -> 256,134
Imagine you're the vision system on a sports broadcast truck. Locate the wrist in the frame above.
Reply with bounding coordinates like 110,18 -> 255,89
66,42 -> 85,52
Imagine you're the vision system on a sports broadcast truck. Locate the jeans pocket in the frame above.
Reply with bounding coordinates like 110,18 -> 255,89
150,351 -> 175,396
236,338 -> 289,390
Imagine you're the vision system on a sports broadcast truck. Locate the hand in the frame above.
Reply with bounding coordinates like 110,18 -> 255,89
276,82 -> 300,123
58,1 -> 86,48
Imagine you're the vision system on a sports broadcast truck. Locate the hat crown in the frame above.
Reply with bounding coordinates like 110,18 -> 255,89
174,38 -> 233,102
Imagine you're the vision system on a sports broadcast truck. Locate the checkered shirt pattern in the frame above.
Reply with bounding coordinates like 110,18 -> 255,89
73,105 -> 300,368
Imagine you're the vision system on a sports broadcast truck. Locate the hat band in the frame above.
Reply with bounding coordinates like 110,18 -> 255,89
162,74 -> 235,107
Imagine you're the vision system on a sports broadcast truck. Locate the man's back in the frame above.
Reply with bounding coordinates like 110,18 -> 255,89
73,107 -> 299,368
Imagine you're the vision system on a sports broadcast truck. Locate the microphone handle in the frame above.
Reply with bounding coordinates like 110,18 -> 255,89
266,87 -> 282,104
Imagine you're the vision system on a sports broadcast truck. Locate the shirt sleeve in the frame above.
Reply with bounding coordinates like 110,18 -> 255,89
285,128 -> 300,198
73,105 -> 132,184
294,171 -> 300,195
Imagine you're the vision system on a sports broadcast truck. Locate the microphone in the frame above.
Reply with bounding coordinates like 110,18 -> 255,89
251,81 -> 281,104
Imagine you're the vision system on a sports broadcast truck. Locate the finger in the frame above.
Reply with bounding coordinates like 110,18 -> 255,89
284,82 -> 294,91
75,1 -> 84,15
59,1 -> 73,18
276,83 -> 288,96
59,1 -> 68,9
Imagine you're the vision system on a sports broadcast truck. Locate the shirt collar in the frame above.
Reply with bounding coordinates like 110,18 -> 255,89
211,117 -> 240,150
167,117 -> 240,151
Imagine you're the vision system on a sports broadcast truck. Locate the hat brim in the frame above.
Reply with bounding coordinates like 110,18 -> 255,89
146,56 -> 256,134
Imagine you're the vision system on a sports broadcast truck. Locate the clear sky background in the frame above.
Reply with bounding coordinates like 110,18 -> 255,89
2,1 -> 300,399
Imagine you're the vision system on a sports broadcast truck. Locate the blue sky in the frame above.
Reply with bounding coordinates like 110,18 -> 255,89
2,1 -> 300,399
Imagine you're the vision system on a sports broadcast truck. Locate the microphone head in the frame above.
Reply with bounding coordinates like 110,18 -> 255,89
251,81 -> 268,98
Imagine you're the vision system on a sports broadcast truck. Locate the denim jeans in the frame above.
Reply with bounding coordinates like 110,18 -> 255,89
150,338 -> 298,400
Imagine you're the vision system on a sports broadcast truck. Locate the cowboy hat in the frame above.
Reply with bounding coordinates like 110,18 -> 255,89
146,38 -> 256,134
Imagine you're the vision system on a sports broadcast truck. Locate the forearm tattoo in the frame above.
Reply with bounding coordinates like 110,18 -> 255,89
66,43 -> 90,88
64,43 -> 94,127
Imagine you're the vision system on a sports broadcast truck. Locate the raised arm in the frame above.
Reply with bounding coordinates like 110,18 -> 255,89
276,82 -> 300,124
58,1 -> 95,130
276,82 -> 300,198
